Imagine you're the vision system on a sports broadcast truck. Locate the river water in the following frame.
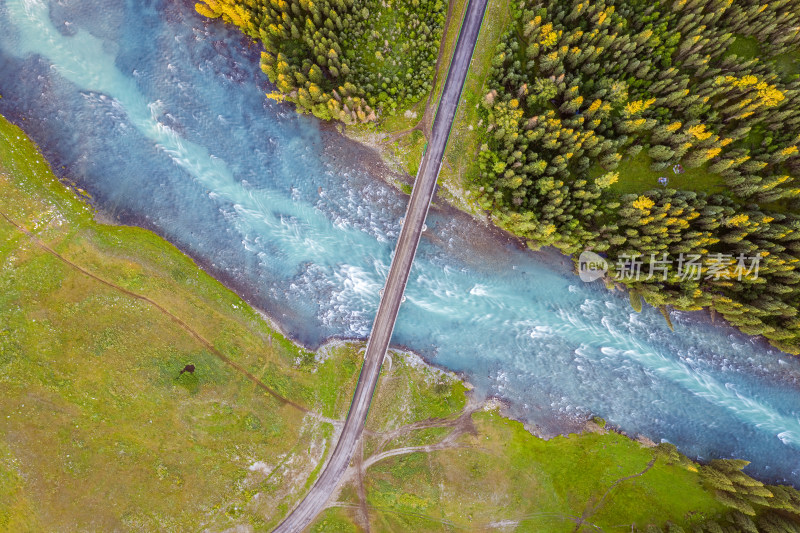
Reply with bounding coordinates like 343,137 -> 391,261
1,0 -> 799,483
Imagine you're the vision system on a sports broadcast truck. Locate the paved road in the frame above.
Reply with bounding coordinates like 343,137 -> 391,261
273,0 -> 488,530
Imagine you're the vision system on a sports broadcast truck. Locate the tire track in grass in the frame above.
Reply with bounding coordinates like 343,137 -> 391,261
0,209 -> 335,420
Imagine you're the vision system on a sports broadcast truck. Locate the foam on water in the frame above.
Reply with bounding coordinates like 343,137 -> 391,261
2,0 -> 800,483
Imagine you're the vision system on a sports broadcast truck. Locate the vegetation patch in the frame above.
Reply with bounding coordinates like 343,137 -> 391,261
608,150 -> 725,195
725,35 -> 763,60
393,129 -> 427,177
309,506 -> 361,532
195,0 -> 446,122
340,360 -> 800,532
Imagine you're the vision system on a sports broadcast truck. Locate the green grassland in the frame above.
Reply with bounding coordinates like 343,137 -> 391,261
773,51 -> 800,81
392,130 -> 428,177
725,36 -> 762,60
310,354 -> 734,532
313,355 -> 800,531
724,33 -> 799,83
0,114 -> 363,531
603,152 -> 726,196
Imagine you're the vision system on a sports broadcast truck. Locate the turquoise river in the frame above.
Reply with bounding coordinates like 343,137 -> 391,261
1,0 -> 799,483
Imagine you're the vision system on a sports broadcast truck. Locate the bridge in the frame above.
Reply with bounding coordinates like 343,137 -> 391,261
273,0 -> 489,529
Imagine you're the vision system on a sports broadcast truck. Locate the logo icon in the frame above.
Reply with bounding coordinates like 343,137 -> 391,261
579,251 -> 608,282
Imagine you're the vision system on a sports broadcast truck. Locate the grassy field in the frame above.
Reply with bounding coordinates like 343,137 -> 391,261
308,354 -> 731,532
772,50 -> 800,81
0,114 -> 367,531
723,34 -> 800,83
392,130 -> 427,177
605,151 -> 726,196
724,35 -> 762,59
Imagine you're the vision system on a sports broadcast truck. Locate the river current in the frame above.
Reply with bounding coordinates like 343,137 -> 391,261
1,0 -> 800,483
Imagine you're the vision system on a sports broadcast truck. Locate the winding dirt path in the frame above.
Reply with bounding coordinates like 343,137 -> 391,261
0,209 -> 340,425
571,457 -> 658,532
